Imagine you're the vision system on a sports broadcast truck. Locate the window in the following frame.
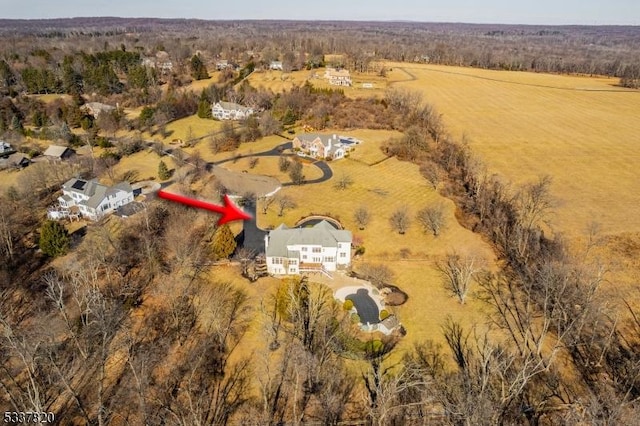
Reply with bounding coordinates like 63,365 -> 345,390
290,260 -> 297,265
312,247 -> 321,253
302,255 -> 307,260
273,257 -> 283,265
324,257 -> 335,263
301,247 -> 308,252
313,257 -> 321,263
340,252 -> 347,258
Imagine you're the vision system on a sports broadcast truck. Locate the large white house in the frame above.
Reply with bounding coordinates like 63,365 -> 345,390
211,101 -> 254,121
264,221 -> 352,275
53,178 -> 134,221
292,133 -> 361,160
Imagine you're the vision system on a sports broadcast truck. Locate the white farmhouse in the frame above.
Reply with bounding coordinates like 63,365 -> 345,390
211,101 -> 254,121
54,178 -> 134,221
264,221 -> 352,276
324,67 -> 352,86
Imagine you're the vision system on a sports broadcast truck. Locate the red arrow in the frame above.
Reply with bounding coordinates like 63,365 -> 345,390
157,190 -> 252,225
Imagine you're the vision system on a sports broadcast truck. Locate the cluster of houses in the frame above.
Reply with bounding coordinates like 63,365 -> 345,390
48,178 -> 135,221
292,133 -> 362,160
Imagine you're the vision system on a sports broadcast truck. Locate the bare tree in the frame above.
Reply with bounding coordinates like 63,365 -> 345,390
354,206 -> 371,230
389,207 -> 410,235
277,195 -> 296,217
0,200 -> 14,260
288,161 -> 305,185
419,161 -> 443,189
334,172 -> 353,190
514,175 -> 554,231
259,195 -> 276,214
278,155 -> 291,172
359,263 -> 395,289
416,204 -> 446,236
437,251 -> 483,304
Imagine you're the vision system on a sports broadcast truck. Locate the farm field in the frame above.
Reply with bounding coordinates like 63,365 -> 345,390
248,67 -> 407,98
385,61 -> 640,238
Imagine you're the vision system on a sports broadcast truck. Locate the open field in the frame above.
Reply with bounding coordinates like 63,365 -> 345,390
246,69 -> 315,92
111,149 -> 178,183
247,67 -> 408,98
385,61 -> 640,237
152,115 -> 224,143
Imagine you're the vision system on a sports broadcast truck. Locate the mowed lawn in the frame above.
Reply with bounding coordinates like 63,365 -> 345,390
385,62 -> 640,237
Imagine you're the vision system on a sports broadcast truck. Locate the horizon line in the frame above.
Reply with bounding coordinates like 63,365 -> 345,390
0,16 -> 638,27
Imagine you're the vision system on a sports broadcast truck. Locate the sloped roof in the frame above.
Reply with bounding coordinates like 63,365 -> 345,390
215,101 -> 253,113
295,133 -> 340,149
44,145 -> 70,158
266,220 -> 351,258
62,178 -> 132,210
7,152 -> 29,165
380,315 -> 400,331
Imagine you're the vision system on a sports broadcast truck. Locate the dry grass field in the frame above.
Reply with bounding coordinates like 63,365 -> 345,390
246,69 -> 315,93
151,115 -> 224,143
248,67 -> 408,98
385,61 -> 640,238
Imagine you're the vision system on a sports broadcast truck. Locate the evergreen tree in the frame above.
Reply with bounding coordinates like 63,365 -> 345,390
197,89 -> 212,118
39,220 -> 70,257
11,115 -> 23,133
158,160 -> 171,180
211,224 -> 237,260
190,54 -> 209,80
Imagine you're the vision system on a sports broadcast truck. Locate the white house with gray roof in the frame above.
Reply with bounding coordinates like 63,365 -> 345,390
54,178 -> 134,221
264,221 -> 352,276
292,133 -> 361,160
211,101 -> 254,121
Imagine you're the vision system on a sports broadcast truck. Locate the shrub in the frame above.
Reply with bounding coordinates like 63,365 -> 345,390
39,220 -> 70,257
211,224 -> 237,260
380,310 -> 390,320
343,299 -> 354,311
158,160 -> 171,180
350,313 -> 361,324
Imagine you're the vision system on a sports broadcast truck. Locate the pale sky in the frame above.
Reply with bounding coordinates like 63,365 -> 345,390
1,0 -> 638,25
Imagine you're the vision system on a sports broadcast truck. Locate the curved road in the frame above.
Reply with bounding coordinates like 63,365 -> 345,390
210,142 -> 334,185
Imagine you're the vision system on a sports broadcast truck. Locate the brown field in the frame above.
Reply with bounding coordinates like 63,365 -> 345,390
246,69 -> 315,93
248,67 -> 408,98
385,61 -> 640,238
144,115 -> 224,143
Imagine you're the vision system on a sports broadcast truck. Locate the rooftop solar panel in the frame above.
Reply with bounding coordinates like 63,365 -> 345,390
71,180 -> 86,190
